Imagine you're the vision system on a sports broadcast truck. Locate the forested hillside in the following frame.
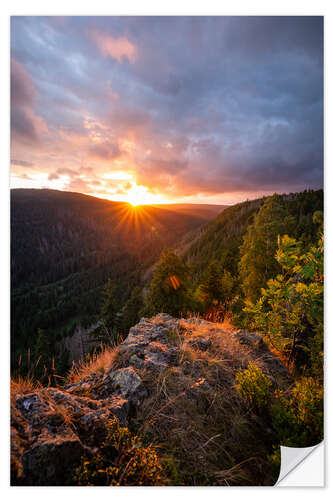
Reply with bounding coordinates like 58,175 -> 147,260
11,189 -> 214,288
144,189 -> 323,375
183,189 -> 323,285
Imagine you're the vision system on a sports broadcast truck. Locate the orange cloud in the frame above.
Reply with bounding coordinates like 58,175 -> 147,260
90,30 -> 137,63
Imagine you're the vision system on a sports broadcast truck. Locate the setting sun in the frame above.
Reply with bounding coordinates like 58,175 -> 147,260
126,183 -> 169,206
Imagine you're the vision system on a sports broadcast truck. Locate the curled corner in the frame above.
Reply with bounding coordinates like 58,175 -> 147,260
275,441 -> 324,486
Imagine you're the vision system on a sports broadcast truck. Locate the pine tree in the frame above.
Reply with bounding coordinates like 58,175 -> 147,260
244,215 -> 323,374
33,328 -> 50,362
145,249 -> 192,317
201,261 -> 223,305
239,194 -> 295,303
121,286 -> 144,335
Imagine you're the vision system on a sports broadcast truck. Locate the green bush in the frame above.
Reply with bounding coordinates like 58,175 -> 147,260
244,227 -> 323,373
74,418 -> 163,486
271,377 -> 323,447
236,361 -> 272,409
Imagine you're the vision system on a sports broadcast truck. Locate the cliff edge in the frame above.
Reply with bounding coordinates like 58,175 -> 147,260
11,314 -> 291,486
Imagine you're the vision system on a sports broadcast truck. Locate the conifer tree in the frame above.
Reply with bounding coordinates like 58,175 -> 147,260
145,249 -> 192,317
33,328 -> 50,363
121,286 -> 144,334
244,214 -> 323,374
201,261 -> 223,305
239,194 -> 295,303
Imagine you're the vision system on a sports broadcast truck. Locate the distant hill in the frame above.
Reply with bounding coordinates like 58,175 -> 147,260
151,203 -> 227,220
11,189 -> 213,288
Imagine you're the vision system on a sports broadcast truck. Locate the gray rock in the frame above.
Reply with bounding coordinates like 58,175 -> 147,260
144,352 -> 169,371
103,366 -> 147,404
234,330 -> 264,349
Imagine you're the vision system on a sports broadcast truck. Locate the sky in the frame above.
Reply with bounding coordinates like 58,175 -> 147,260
10,16 -> 323,205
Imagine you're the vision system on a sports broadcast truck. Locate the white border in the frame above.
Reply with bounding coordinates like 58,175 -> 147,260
1,1 -> 332,497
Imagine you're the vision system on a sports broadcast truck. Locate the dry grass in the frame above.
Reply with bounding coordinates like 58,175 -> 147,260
38,389 -> 77,430
131,321 -> 286,486
66,344 -> 118,384
11,375 -> 41,403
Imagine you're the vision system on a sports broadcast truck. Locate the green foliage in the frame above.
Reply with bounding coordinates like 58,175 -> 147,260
220,270 -> 236,305
268,446 -> 281,477
11,189 -> 323,383
185,197 -> 265,283
74,419 -> 163,486
200,261 -> 222,303
33,328 -> 51,361
200,261 -> 235,308
185,190 -> 322,325
144,249 -> 194,317
239,194 -> 295,303
271,377 -> 323,447
237,367 -> 323,448
121,286 -> 144,334
101,279 -> 118,330
244,227 -> 323,372
32,329 -> 53,383
236,361 -> 272,409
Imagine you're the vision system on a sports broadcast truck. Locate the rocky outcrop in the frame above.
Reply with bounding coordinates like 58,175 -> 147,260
12,387 -> 131,484
117,314 -> 179,372
11,314 -> 291,486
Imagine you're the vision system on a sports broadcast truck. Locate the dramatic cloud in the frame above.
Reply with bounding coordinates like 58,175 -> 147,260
10,16 -> 323,204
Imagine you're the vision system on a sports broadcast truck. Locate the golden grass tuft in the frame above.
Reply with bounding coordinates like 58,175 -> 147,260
11,375 -> 41,403
66,344 -> 118,384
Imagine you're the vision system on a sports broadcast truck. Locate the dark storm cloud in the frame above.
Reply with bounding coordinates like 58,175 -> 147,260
10,16 -> 323,199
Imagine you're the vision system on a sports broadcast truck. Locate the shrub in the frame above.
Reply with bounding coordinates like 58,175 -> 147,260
236,362 -> 272,409
74,418 -> 163,486
271,377 -> 323,447
244,229 -> 323,373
